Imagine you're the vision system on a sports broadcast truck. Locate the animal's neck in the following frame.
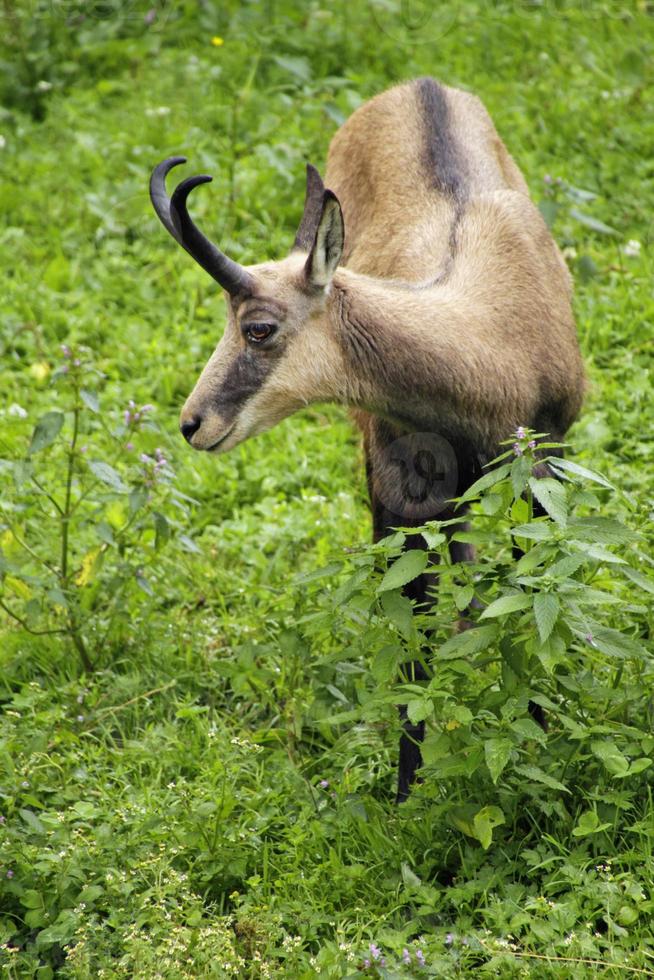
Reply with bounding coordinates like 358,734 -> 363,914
328,270 -> 480,442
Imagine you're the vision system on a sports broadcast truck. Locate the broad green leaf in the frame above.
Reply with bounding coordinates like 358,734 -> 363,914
29,411 -> 64,454
591,740 -> 629,776
72,801 -> 99,819
380,589 -> 413,638
511,455 -> 532,499
406,698 -> 432,725
136,574 -> 153,596
473,805 -> 505,849
577,254 -> 599,282
528,477 -> 568,526
20,889 -> 45,910
480,593 -> 532,619
569,206 -> 617,235
628,758 -> 652,776
19,808 -> 45,834
572,810 -> 611,837
621,566 -> 654,595
437,624 -> 498,660
546,553 -> 587,578
515,542 -> 553,575
80,389 -> 99,412
422,527 -> 446,549
401,863 -> 422,888
421,732 -> 451,765
453,584 -> 474,611
77,884 -> 104,904
129,488 -> 148,514
293,562 -> 343,585
511,522 -> 555,541
538,198 -> 559,228
533,593 -> 559,643
583,544 -> 626,565
371,644 -> 403,684
153,511 -> 170,551
510,717 -> 548,743
590,627 -> 646,661
457,463 -> 512,504
484,737 -> 513,784
568,517 -> 634,545
426,745 -> 484,778
88,459 -> 127,492
514,765 -> 570,793
179,534 -> 202,554
377,549 -> 428,593
549,457 -> 615,490
272,54 -> 311,81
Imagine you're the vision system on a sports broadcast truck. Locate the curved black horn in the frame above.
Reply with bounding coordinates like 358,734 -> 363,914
149,157 -> 253,296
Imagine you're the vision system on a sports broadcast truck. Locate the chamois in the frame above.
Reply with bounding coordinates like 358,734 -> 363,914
150,78 -> 585,801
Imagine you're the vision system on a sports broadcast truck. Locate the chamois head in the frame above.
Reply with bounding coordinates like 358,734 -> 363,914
150,158 -> 345,452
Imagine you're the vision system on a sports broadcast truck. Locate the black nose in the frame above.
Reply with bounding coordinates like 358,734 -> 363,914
180,416 -> 201,443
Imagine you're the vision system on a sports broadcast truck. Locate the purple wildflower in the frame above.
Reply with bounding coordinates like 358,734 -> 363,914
144,7 -> 156,24
515,426 -> 527,440
585,632 -> 596,647
543,174 -> 552,185
402,948 -> 411,964
513,443 -> 523,456
73,358 -> 81,367
370,943 -> 381,960
6,869 -> 14,879
0,815 -> 5,824
527,439 -> 536,449
21,781 -> 29,789
445,932 -> 454,945
319,779 -> 329,789
61,344 -> 71,358
126,441 -> 133,451
76,715 -> 84,723
363,959 -> 370,969
416,948 -> 426,966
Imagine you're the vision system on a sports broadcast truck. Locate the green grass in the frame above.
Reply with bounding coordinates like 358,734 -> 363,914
1,2 -> 653,977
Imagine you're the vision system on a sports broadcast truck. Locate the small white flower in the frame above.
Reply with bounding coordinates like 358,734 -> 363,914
145,106 -> 171,117
624,239 -> 641,258
0,135 -> 6,150
36,80 -> 53,92
8,403 -> 27,418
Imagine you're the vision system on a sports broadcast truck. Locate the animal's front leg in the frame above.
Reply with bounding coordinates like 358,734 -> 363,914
371,499 -> 437,802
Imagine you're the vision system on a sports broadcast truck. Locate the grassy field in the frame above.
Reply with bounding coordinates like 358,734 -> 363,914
1,1 -> 653,977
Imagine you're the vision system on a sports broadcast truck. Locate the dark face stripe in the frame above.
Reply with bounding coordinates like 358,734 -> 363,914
213,348 -> 278,425
416,78 -> 469,202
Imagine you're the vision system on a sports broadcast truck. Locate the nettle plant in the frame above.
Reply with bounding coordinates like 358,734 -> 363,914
296,431 -> 653,845
0,345 -> 192,671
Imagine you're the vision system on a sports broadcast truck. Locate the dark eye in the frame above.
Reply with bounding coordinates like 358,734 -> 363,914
244,322 -> 276,345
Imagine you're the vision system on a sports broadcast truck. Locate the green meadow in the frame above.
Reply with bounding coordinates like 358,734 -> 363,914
0,2 -> 653,976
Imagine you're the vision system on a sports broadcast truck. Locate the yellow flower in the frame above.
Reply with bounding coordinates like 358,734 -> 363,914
30,361 -> 50,381
210,36 -> 224,47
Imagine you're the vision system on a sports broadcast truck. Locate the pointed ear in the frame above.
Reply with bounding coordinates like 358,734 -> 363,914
293,163 -> 326,252
305,191 -> 344,288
